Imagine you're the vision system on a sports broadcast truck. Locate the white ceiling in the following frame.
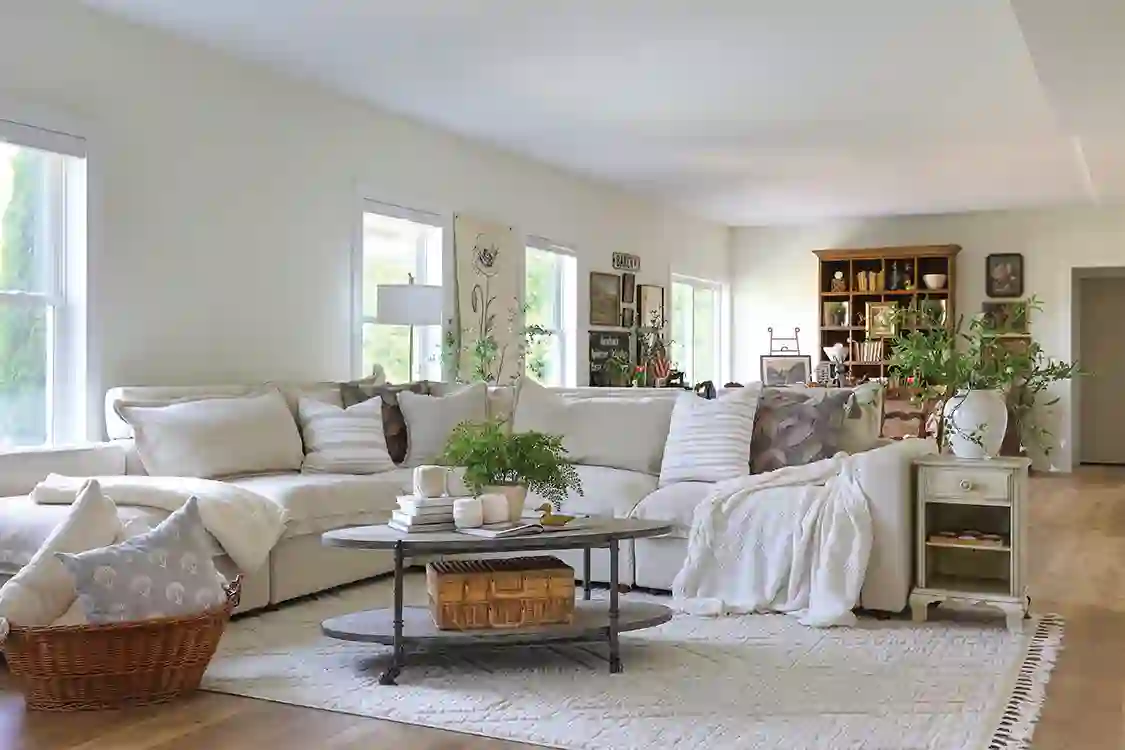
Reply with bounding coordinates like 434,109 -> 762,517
82,0 -> 1125,225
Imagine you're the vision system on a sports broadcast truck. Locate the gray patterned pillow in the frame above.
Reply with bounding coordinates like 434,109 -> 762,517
749,389 -> 853,474
56,496 -> 227,623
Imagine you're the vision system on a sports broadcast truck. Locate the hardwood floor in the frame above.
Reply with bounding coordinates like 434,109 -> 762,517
4,467 -> 1125,749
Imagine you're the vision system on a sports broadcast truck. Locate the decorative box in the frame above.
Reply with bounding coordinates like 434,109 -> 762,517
426,556 -> 575,631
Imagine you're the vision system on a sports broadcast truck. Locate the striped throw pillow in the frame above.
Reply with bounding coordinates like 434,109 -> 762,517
657,384 -> 763,487
297,397 -> 396,474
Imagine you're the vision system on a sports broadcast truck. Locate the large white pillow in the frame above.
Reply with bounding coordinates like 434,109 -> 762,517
398,382 -> 489,467
0,479 -> 121,628
116,388 -> 304,478
513,378 -> 675,474
297,396 -> 396,474
658,384 -> 763,487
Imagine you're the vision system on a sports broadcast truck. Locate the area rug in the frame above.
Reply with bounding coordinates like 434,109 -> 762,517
203,577 -> 1063,750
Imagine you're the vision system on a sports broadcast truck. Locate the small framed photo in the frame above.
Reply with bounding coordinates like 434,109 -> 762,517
621,307 -> 635,327
982,301 -> 1029,334
638,284 -> 665,328
865,301 -> 898,337
589,271 -> 621,327
621,272 -> 636,304
986,253 -> 1024,298
760,355 -> 812,386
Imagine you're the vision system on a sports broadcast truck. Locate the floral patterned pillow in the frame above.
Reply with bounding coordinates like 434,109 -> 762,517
749,388 -> 853,474
56,496 -> 227,623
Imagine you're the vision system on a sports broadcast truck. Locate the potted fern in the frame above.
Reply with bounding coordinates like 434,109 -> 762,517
440,419 -> 583,521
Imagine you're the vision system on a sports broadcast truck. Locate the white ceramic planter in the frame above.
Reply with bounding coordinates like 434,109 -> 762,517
483,484 -> 528,522
942,389 -> 1008,458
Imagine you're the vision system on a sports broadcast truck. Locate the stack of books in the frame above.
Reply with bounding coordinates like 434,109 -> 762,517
389,495 -> 456,533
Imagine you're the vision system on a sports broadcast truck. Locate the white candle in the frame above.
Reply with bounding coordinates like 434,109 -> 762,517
479,493 -> 509,525
453,498 -> 484,529
446,467 -> 469,497
412,466 -> 448,498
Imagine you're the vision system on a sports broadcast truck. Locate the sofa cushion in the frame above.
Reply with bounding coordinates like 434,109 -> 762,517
658,385 -> 762,487
526,465 -> 657,519
398,383 -> 489,467
228,469 -> 412,539
629,482 -> 715,538
339,380 -> 430,464
116,389 -> 305,478
297,397 -> 396,475
512,378 -> 675,475
750,388 -> 852,474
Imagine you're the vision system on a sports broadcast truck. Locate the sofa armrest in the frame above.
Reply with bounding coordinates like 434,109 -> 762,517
852,438 -> 938,612
0,442 -> 127,497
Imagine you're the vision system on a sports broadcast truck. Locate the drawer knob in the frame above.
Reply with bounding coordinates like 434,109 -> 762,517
959,479 -> 973,491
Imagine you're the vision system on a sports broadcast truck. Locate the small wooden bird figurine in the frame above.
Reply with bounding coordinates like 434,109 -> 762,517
534,502 -> 576,527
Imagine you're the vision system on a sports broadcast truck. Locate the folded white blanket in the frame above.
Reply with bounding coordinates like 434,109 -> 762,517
672,454 -> 873,627
32,474 -> 288,574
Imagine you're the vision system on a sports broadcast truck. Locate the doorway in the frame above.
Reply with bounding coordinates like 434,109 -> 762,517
1078,276 -> 1125,465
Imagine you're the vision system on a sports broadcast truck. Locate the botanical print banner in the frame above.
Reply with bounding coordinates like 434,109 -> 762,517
453,213 -> 522,383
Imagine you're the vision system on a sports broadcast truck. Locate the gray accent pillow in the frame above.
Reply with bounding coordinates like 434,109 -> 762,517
56,496 -> 227,623
749,388 -> 853,474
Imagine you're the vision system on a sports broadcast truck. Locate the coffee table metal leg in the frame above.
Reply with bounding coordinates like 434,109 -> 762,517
608,539 -> 621,674
379,541 -> 405,685
583,547 -> 592,601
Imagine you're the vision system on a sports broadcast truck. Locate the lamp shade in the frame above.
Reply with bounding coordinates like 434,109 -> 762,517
375,284 -> 444,326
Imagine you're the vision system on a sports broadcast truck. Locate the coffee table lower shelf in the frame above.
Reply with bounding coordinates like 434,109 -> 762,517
322,601 -> 672,680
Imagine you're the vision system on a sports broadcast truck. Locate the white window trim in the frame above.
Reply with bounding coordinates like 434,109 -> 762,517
353,197 -> 447,380
527,237 -> 578,387
672,273 -> 729,386
0,115 -> 88,446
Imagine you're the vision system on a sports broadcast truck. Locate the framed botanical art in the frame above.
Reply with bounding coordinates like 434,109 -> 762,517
589,272 -> 621,327
986,253 -> 1023,298
638,284 -> 665,328
760,355 -> 812,386
981,301 -> 1029,334
865,301 -> 898,337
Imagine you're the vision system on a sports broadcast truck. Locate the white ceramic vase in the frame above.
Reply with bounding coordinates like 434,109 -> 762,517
942,389 -> 1008,458
483,484 -> 528,523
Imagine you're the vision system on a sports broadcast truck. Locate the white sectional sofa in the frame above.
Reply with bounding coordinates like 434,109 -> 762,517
0,379 -> 928,618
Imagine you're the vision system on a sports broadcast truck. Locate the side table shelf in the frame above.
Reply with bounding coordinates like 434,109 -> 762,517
910,455 -> 1031,633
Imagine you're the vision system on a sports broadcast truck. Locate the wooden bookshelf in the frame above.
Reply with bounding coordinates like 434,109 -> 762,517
813,245 -> 960,381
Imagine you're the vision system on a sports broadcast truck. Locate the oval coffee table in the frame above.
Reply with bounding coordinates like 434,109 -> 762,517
321,518 -> 673,685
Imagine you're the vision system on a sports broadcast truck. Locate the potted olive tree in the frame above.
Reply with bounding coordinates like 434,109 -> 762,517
888,297 -> 1080,458
441,419 -> 583,520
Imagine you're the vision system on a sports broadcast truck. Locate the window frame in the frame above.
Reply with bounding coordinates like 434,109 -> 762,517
525,237 -> 578,387
353,198 -> 447,382
671,273 -> 727,387
0,115 -> 87,447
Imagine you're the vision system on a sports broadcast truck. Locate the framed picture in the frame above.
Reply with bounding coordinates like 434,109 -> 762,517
589,272 -> 621,327
822,301 -> 849,327
760,355 -> 812,386
865,301 -> 898,337
621,272 -> 636,304
638,284 -> 665,328
986,253 -> 1024,298
621,307 -> 635,327
982,301 -> 1029,334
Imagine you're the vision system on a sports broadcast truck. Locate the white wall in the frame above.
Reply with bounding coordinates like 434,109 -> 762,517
731,205 -> 1125,472
0,0 -> 729,437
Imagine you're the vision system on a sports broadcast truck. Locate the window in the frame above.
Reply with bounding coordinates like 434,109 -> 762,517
0,120 -> 86,448
671,275 -> 723,387
360,204 -> 444,383
524,240 -> 577,386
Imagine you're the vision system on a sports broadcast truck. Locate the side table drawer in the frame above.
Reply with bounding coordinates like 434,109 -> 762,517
923,466 -> 1012,501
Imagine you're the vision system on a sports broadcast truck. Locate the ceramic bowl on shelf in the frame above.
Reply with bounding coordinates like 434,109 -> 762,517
922,273 -> 947,290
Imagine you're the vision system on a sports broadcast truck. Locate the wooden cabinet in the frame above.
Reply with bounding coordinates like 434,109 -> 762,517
813,245 -> 960,383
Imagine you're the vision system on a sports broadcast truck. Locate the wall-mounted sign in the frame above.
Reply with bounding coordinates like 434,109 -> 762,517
612,252 -> 640,272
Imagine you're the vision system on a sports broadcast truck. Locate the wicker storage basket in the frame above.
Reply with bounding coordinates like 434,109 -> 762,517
2,577 -> 241,711
427,556 -> 575,631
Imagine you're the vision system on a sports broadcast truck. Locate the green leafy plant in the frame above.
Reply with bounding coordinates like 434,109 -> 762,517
440,418 -> 583,509
887,296 -> 1081,454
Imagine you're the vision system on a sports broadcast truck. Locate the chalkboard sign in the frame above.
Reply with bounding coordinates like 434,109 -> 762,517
589,329 -> 631,386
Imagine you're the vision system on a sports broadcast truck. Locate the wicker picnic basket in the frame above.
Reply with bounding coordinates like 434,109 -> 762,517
2,576 -> 241,711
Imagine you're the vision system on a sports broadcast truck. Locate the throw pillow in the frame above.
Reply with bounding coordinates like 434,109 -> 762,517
338,379 -> 430,464
297,396 -> 396,474
513,378 -> 676,474
57,496 -> 228,623
658,384 -> 763,487
398,382 -> 489,467
749,388 -> 853,474
0,480 -> 121,627
116,388 -> 304,478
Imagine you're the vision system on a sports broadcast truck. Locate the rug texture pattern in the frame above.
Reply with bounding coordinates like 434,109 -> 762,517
203,578 -> 1061,750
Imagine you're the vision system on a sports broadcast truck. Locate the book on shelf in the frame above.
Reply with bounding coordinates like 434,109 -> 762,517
458,522 -> 544,539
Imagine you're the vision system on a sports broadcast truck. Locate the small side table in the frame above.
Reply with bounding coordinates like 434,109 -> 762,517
910,454 -> 1031,632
